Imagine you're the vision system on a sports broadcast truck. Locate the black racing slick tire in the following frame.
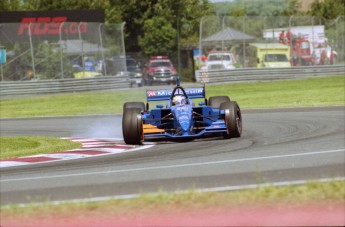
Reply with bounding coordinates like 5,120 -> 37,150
208,96 -> 231,108
123,102 -> 145,114
220,101 -> 242,138
122,107 -> 143,145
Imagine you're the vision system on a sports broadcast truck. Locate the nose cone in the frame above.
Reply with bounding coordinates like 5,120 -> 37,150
179,118 -> 190,132
173,105 -> 192,134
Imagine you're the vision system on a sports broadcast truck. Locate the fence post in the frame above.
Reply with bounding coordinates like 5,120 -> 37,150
199,16 -> 208,64
0,62 -> 3,81
78,22 -> 86,77
28,23 -> 36,79
221,16 -> 226,51
59,22 -> 65,79
121,22 -> 126,73
98,23 -> 107,76
242,16 -> 247,67
288,16 -> 295,66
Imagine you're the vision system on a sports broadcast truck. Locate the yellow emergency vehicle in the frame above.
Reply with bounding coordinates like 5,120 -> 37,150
248,43 -> 291,68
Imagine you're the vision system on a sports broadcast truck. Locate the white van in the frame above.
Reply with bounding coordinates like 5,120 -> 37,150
203,52 -> 237,70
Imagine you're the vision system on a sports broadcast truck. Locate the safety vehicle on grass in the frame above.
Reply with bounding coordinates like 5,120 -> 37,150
122,78 -> 242,145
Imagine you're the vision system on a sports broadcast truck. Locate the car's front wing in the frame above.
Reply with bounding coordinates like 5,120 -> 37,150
143,121 -> 227,139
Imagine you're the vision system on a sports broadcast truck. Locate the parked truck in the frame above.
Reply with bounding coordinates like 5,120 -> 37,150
263,25 -> 337,65
248,43 -> 291,68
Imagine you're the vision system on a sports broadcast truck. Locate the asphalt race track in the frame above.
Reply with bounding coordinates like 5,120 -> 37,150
0,106 -> 344,206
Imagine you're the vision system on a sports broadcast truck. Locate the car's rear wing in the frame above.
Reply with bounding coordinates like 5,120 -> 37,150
146,87 -> 205,102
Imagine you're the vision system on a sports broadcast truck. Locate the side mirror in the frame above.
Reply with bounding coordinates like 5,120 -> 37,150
198,102 -> 206,106
156,104 -> 164,108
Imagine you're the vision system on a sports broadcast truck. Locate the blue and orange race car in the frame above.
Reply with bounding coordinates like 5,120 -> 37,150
122,79 -> 242,145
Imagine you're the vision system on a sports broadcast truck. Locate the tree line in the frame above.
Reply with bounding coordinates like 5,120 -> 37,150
1,0 -> 343,56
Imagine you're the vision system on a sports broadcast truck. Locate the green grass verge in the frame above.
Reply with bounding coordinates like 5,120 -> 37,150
0,75 -> 344,118
207,75 -> 345,108
1,180 -> 344,215
0,136 -> 81,159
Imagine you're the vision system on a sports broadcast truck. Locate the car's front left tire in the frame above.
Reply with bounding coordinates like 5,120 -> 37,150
123,102 -> 145,114
122,107 -> 143,145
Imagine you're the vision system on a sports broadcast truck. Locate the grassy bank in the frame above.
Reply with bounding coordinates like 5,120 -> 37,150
1,75 -> 344,118
0,136 -> 81,159
1,180 -> 344,225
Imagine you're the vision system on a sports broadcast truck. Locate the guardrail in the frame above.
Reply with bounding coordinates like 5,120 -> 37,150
1,65 -> 344,98
0,76 -> 130,98
199,65 -> 345,84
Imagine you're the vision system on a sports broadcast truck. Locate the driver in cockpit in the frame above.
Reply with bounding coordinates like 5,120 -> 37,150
172,95 -> 186,105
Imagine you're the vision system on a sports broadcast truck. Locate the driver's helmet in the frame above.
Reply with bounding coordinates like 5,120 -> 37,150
172,95 -> 186,105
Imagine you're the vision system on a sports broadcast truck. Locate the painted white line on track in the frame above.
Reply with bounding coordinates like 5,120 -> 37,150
0,161 -> 30,167
3,177 -> 344,208
1,148 -> 344,183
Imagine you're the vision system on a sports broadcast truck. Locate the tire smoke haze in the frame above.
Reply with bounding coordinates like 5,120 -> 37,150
72,115 -> 123,139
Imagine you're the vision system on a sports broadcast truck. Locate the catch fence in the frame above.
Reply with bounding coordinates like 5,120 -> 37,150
0,22 -> 126,81
196,16 -> 345,81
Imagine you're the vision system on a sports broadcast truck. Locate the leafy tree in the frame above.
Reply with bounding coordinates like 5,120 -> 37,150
309,0 -> 345,20
3,43 -> 32,80
20,0 -> 122,23
138,16 -> 176,56
281,0 -> 301,16
35,42 -> 62,79
1,0 -> 212,56
213,0 -> 302,17
128,0 -> 212,56
0,0 -> 22,11
309,0 -> 345,62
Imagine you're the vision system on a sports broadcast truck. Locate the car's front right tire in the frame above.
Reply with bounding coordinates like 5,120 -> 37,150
208,96 -> 231,108
220,101 -> 242,138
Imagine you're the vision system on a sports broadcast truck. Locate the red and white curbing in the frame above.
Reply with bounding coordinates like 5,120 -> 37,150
0,138 -> 153,168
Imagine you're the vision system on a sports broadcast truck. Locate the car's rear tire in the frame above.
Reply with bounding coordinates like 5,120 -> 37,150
122,107 -> 143,145
208,96 -> 231,108
220,101 -> 242,138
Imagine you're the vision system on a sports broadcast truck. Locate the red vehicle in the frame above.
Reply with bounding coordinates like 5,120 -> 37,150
143,56 -> 177,86
289,36 -> 313,66
290,37 -> 337,66
265,26 -> 337,66
317,43 -> 337,65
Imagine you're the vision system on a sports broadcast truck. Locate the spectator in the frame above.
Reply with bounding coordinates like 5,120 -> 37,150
279,30 -> 285,43
84,57 -> 95,72
286,29 -> 293,44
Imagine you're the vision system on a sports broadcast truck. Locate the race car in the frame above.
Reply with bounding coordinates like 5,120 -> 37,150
122,79 -> 242,145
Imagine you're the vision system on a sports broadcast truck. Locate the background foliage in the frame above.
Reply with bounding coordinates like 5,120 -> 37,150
0,0 -> 343,57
